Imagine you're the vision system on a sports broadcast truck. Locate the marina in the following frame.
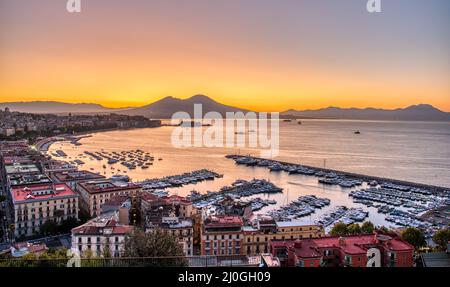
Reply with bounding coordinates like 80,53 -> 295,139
315,206 -> 369,228
44,125 -> 450,237
139,169 -> 222,190
228,155 -> 450,236
266,195 -> 330,221
190,179 -> 283,210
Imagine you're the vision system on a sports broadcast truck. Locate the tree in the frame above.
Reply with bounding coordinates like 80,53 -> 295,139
40,220 -> 58,236
82,249 -> 94,259
361,221 -> 375,234
347,223 -> 361,235
123,229 -> 187,267
102,245 -> 112,259
0,195 -> 6,202
432,229 -> 450,251
401,227 -> 426,249
330,223 -> 348,237
376,226 -> 391,233
58,217 -> 79,233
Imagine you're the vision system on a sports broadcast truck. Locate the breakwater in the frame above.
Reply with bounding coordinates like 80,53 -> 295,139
226,155 -> 450,195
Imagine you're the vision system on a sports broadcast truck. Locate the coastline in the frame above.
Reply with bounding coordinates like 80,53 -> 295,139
35,126 -> 162,152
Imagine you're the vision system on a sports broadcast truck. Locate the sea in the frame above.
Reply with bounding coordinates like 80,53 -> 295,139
48,119 -> 450,228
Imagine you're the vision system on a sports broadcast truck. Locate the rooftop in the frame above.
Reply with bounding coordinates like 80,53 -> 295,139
5,163 -> 40,175
11,183 -> 78,203
162,195 -> 192,205
78,180 -> 141,195
72,217 -> 134,236
205,216 -> 243,228
275,220 -> 318,228
102,195 -> 131,208
8,173 -> 52,187
52,170 -> 106,182
160,217 -> 193,229
271,233 -> 414,258
2,155 -> 34,165
260,253 -> 281,267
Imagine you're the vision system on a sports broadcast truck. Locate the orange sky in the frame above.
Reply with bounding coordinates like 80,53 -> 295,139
0,1 -> 449,112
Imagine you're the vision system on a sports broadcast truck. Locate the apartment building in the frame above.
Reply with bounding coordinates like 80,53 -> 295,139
201,216 -> 244,256
11,183 -> 79,237
269,233 -> 414,267
71,216 -> 134,257
77,180 -> 141,217
50,170 -> 105,191
243,218 -> 325,255
153,217 -> 194,256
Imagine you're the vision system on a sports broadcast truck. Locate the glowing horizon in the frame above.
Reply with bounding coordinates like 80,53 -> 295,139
1,0 -> 449,112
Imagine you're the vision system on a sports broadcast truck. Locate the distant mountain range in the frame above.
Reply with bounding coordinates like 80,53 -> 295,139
0,101 -> 119,114
281,104 -> 450,121
1,96 -> 449,121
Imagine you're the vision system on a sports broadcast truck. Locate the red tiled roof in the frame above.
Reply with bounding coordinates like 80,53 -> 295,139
13,242 -> 48,254
11,183 -> 78,203
72,219 -> 134,235
271,234 -> 414,258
